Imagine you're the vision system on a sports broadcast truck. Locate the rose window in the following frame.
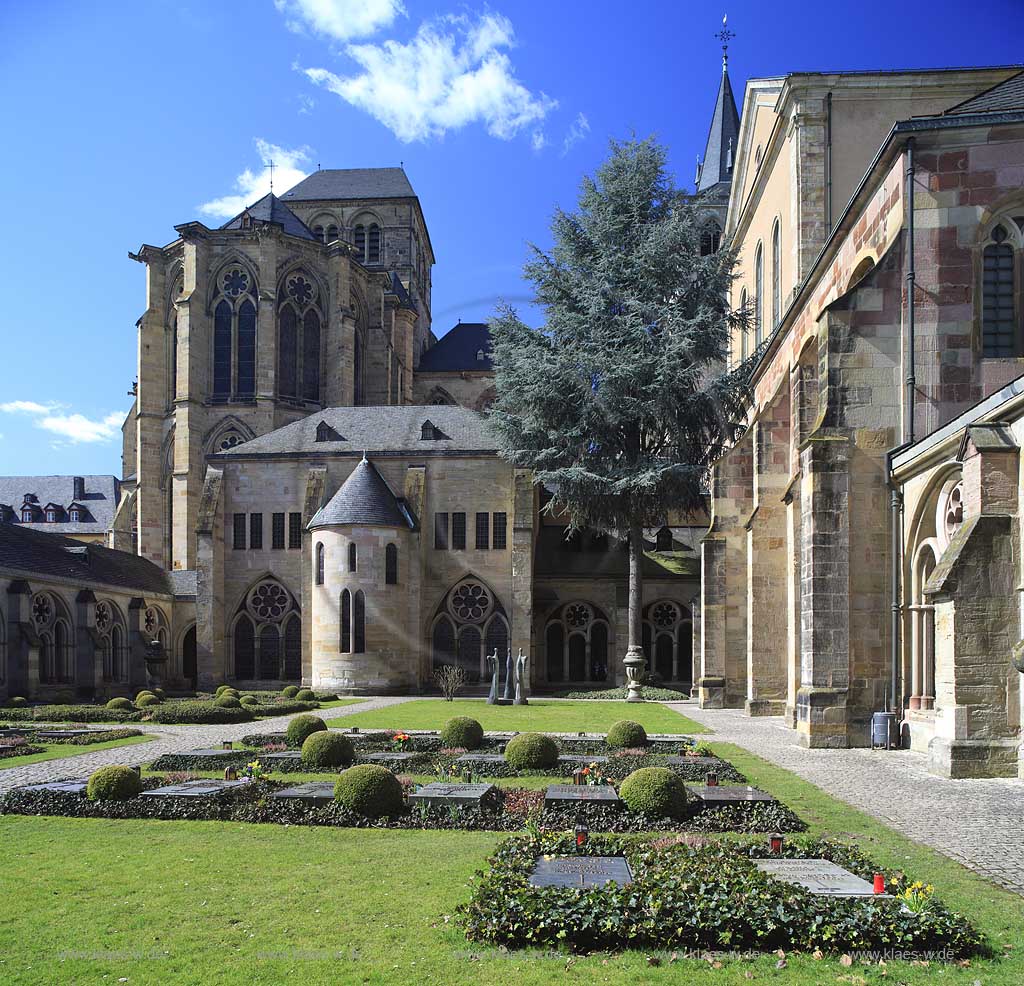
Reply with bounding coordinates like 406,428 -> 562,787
247,581 -> 292,622
943,482 -> 964,542
219,433 -> 244,451
222,268 -> 249,297
652,602 -> 679,629
95,602 -> 111,634
32,594 -> 53,628
447,581 -> 492,624
287,275 -> 315,307
565,604 -> 591,629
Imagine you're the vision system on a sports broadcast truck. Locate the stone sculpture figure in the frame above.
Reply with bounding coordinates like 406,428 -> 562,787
513,648 -> 529,706
503,648 -> 515,702
485,650 -> 499,704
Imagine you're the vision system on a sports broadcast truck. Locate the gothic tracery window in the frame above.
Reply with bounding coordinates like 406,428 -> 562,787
233,579 -> 300,680
641,599 -> 692,685
982,222 -> 1020,357
277,271 -> 321,403
212,264 -> 257,401
545,601 -> 609,683
432,580 -> 507,682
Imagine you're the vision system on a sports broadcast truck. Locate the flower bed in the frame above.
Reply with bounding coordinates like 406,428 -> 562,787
459,832 -> 985,957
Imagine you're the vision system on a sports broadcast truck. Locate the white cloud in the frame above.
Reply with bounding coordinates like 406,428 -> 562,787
531,130 -> 547,152
0,400 -> 58,415
275,0 -> 403,42
0,402 -> 125,445
561,111 -> 590,156
198,139 -> 313,219
303,13 -> 557,142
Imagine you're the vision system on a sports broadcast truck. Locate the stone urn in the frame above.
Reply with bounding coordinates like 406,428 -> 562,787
623,647 -> 646,703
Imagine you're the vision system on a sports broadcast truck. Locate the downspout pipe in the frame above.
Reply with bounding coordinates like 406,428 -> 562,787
825,92 -> 833,234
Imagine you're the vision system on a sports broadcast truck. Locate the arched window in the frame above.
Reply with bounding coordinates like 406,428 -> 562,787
234,615 -> 255,679
213,299 -> 233,398
544,602 -> 610,683
313,224 -> 324,242
303,309 -> 321,402
278,305 -> 298,397
367,224 -> 381,264
54,620 -> 70,683
283,614 -> 302,680
641,600 -> 691,686
341,589 -> 351,652
432,616 -> 456,672
385,543 -> 398,585
771,220 -> 781,329
354,224 -> 366,261
754,242 -> 763,345
982,222 -> 1018,357
315,542 -> 325,585
236,300 -> 256,397
111,624 -> 126,681
545,623 -> 564,682
353,590 -> 366,653
430,579 -> 504,682
259,624 -> 280,680
483,614 -> 508,661
348,542 -> 357,573
326,224 -> 338,243
739,288 -> 749,361
700,221 -> 722,256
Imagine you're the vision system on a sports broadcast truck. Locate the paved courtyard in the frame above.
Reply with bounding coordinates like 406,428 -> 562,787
671,702 -> 1024,896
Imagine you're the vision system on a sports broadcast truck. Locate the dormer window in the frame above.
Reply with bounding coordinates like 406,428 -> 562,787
315,421 -> 344,443
69,507 -> 81,523
420,420 -> 449,441
655,526 -> 673,552
21,508 -> 33,523
46,509 -> 57,523
476,349 -> 485,361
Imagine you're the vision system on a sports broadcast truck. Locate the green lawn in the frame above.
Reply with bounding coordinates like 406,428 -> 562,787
0,734 -> 155,771
326,698 -> 707,734
2,741 -> 1021,984
313,698 -> 366,710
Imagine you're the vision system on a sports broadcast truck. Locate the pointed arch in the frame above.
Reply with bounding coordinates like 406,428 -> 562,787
427,386 -> 457,406
283,614 -> 302,679
213,299 -> 232,398
233,613 -> 256,679
203,415 -> 257,456
340,589 -> 352,653
279,304 -> 298,397
353,590 -> 366,653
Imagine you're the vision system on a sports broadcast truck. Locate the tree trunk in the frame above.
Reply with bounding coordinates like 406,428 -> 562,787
626,520 -> 645,666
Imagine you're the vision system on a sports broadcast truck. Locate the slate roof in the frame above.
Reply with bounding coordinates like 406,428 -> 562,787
213,405 -> 497,457
0,475 -> 119,536
696,66 -> 740,195
281,168 -> 416,201
0,523 -> 174,596
945,70 -> 1024,115
220,193 -> 316,241
418,322 -> 492,372
308,458 -> 414,531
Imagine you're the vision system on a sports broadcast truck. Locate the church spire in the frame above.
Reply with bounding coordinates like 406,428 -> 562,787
695,15 -> 741,195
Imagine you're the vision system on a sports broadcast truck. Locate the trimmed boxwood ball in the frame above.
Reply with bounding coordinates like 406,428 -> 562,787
286,714 -> 327,746
440,716 -> 484,750
136,694 -> 161,708
106,697 -> 134,711
215,684 -> 231,696
606,720 -> 648,749
152,687 -> 166,701
619,766 -> 688,819
295,688 -> 316,702
301,730 -> 355,770
214,695 -> 241,709
334,764 -> 404,817
87,765 -> 142,801
504,732 -> 559,770
5,696 -> 27,708
281,685 -> 300,698
240,695 -> 259,707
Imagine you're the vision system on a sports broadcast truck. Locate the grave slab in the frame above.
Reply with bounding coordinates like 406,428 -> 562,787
21,779 -> 89,795
557,754 -> 610,765
359,752 -> 420,764
141,779 -> 248,799
271,782 -> 337,806
544,784 -> 621,808
454,753 -> 507,766
260,751 -> 304,766
663,755 -> 721,768
408,782 -> 496,807
36,729 -> 95,740
756,858 -> 890,898
182,748 -> 246,759
529,856 -> 634,889
692,785 -> 774,805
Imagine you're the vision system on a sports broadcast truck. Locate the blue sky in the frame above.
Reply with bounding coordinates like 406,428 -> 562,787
0,0 -> 1021,478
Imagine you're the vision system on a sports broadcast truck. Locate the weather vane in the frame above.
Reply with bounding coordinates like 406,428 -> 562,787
715,14 -> 735,72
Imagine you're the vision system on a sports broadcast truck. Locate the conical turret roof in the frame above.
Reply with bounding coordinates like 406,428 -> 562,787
308,458 -> 413,530
696,66 -> 740,194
